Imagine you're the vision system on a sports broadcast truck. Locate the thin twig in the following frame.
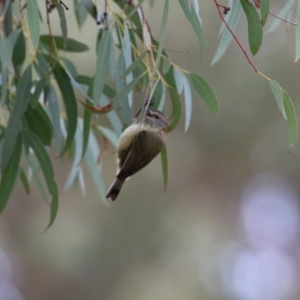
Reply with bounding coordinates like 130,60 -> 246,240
268,11 -> 297,26
45,0 -> 55,55
213,0 -> 259,73
252,0 -> 297,26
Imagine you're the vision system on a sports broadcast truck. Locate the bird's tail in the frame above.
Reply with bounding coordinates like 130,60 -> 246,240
106,178 -> 125,201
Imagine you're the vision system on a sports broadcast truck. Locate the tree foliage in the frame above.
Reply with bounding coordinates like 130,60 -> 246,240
0,0 -> 298,228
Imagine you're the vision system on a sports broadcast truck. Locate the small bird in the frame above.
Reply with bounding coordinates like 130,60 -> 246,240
106,110 -> 169,201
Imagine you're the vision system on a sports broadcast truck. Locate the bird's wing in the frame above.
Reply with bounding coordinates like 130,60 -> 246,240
117,130 -> 161,179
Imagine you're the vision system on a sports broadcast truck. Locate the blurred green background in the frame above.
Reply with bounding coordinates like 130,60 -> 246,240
1,1 -> 300,299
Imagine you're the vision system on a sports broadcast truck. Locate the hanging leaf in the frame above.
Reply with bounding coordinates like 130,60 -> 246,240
0,36 -> 12,67
155,0 -> 169,69
269,79 -> 286,119
160,145 -> 168,191
93,30 -> 112,104
260,0 -> 270,26
282,90 -> 297,147
53,62 -> 78,155
24,103 -> 53,146
0,134 -> 22,213
178,0 -> 204,52
295,7 -> 300,62
240,0 -> 263,55
21,129 -> 59,230
27,0 -> 40,48
189,73 -> 219,116
57,3 -> 68,49
212,1 -> 241,65
1,65 -> 32,171
265,0 -> 295,34
40,35 -> 89,52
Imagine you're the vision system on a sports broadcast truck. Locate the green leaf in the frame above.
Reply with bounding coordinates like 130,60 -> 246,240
295,7 -> 300,62
46,84 -> 63,154
155,0 -> 169,69
178,0 -> 204,52
81,81 -> 93,160
74,0 -> 88,28
182,74 -> 192,131
1,65 -> 32,171
164,67 -> 182,131
31,78 -> 47,108
40,35 -> 89,52
265,0 -> 295,34
53,62 -> 78,155
0,134 -> 22,213
27,0 -> 40,48
160,145 -> 168,191
21,128 -> 59,230
96,126 -> 119,149
269,79 -> 286,119
260,0 -> 270,26
57,3 -> 68,49
240,0 -> 263,55
20,168 -> 31,194
282,90 -> 297,147
1,65 -> 7,106
189,73 -> 219,116
168,88 -> 182,132
93,31 -> 112,104
212,0 -> 241,65
0,36 -> 12,67
12,30 -> 26,66
24,103 -> 53,146
111,77 -> 141,107
64,121 -> 83,193
121,51 -> 147,79
85,131 -> 106,200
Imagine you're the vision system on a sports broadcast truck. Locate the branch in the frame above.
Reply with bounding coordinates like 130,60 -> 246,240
213,0 -> 259,73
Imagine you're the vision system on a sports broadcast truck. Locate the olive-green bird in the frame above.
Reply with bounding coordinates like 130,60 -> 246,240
106,110 -> 169,200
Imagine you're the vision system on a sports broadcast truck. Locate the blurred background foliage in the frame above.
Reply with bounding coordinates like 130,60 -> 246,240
1,0 -> 300,299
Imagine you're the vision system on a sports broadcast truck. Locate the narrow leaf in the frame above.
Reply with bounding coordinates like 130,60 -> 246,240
282,90 -> 297,147
189,73 -> 219,116
21,129 -> 59,230
57,3 -> 68,49
111,77 -> 140,107
27,0 -> 40,48
46,84 -> 63,154
182,74 -> 193,131
53,62 -> 78,155
295,7 -> 300,62
178,0 -> 204,52
40,35 -> 89,52
240,0 -> 263,55
0,36 -> 12,67
168,88 -> 182,132
0,134 -> 22,213
20,168 -> 31,194
1,65 -> 32,171
212,1 -> 241,65
160,145 -> 168,191
269,79 -> 286,119
121,51 -> 147,79
25,103 -> 53,146
265,0 -> 295,34
260,0 -> 270,26
93,31 -> 111,104
12,30 -> 26,66
155,0 -> 169,69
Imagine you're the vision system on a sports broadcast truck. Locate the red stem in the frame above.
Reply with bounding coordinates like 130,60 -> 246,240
213,0 -> 259,73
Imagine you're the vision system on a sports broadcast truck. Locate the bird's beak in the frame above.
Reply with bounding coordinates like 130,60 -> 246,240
146,110 -> 152,117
